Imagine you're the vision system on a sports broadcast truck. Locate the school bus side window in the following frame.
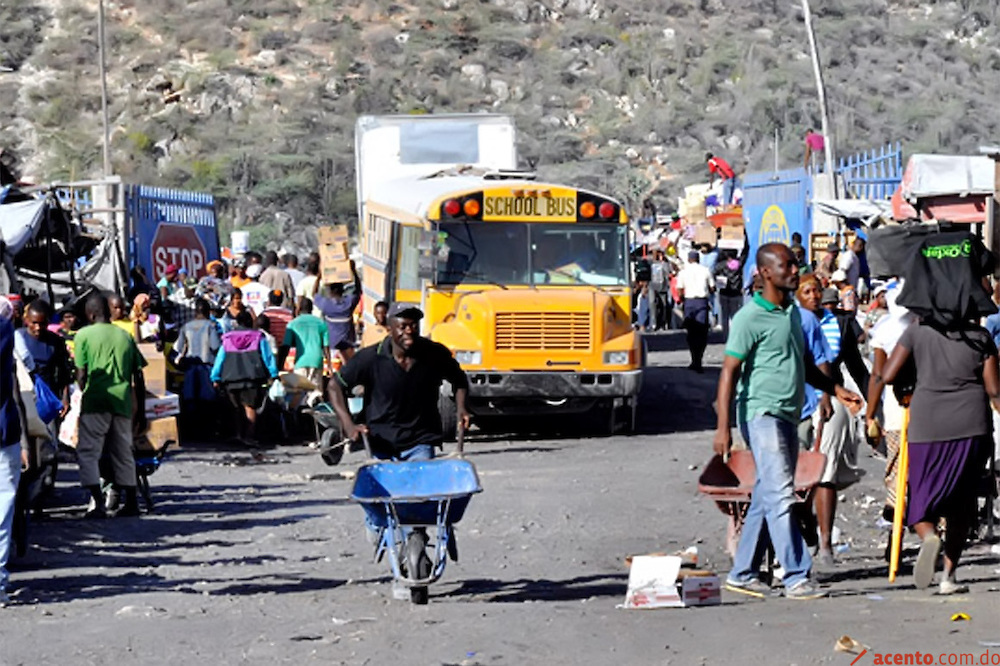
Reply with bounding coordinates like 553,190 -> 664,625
397,226 -> 421,291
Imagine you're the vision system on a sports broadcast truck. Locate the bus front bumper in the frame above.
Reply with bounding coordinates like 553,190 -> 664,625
465,369 -> 643,399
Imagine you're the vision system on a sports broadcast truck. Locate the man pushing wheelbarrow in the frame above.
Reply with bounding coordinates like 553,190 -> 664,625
328,302 -> 476,604
713,244 -> 862,600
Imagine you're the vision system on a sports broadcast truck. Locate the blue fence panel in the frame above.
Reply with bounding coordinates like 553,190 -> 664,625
837,142 -> 903,200
741,167 -> 812,283
127,184 -> 219,280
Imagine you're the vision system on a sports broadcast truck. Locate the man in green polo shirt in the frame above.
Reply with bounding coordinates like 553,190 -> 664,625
75,294 -> 147,518
714,243 -> 861,600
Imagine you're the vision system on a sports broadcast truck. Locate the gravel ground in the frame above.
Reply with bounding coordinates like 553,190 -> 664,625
3,332 -> 999,666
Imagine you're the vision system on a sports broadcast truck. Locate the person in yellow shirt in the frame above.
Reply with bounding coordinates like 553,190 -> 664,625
109,295 -> 137,338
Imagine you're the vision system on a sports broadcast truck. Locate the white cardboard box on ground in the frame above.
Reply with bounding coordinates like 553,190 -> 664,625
621,555 -> 721,609
144,392 -> 180,420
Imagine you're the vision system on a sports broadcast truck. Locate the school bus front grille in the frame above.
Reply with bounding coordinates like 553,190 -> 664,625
494,312 -> 591,351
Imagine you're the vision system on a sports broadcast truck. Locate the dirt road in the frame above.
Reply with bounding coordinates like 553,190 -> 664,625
3,333 -> 999,665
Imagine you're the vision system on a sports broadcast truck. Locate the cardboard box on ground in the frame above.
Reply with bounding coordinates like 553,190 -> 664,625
621,554 -> 721,609
59,343 -> 180,451
137,343 -> 179,452
318,224 -> 352,284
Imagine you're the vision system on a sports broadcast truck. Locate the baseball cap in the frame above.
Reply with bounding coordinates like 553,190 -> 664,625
387,302 -> 423,320
183,276 -> 198,288
165,263 -> 179,274
821,287 -> 840,305
830,269 -> 848,282
825,242 -> 838,252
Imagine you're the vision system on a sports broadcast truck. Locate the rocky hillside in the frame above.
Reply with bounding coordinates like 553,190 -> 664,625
1,0 -> 999,246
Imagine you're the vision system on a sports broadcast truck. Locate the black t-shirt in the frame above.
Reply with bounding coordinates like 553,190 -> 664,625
336,336 -> 469,455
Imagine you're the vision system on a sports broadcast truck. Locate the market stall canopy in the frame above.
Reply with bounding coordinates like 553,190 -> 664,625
812,199 -> 892,224
891,154 -> 994,223
0,198 -> 46,255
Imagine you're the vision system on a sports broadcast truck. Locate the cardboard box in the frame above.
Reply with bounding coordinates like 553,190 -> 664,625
320,241 -> 349,262
685,203 -> 707,225
621,556 -> 721,609
693,222 -> 717,246
718,224 -> 746,251
321,258 -> 353,284
678,573 -> 721,607
136,416 -> 178,453
138,343 -> 167,395
144,392 -> 180,420
318,224 -> 349,246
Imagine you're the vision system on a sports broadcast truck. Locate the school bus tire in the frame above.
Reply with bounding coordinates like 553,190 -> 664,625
439,384 -> 458,442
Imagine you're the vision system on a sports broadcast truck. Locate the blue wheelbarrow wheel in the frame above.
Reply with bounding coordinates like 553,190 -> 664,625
407,531 -> 432,605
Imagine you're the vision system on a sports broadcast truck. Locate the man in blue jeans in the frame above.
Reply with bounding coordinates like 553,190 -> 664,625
713,243 -> 861,600
0,297 -> 26,607
330,302 -> 470,588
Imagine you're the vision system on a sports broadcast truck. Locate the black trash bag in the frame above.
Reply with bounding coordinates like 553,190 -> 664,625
866,223 -> 939,279
896,231 -> 996,328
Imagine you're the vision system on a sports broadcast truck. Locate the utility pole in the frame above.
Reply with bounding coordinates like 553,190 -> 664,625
801,0 -> 837,194
98,0 -> 112,176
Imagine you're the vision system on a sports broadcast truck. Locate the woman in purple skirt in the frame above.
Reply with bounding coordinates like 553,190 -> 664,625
867,318 -> 999,594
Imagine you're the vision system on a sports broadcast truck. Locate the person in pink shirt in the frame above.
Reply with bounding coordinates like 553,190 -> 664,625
804,130 -> 825,170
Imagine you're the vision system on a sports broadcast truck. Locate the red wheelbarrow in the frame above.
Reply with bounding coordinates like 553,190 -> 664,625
698,449 -> 827,561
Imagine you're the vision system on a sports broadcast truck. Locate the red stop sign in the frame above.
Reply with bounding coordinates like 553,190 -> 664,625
151,223 -> 207,278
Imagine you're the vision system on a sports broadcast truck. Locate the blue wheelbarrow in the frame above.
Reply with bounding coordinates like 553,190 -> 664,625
350,431 -> 481,604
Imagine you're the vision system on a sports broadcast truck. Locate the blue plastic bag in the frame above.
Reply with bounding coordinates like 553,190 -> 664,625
34,375 -> 63,424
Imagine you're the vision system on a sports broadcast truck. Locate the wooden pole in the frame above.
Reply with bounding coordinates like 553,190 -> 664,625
889,408 -> 909,582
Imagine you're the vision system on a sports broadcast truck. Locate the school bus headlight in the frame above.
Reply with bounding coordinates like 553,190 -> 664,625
455,350 -> 482,365
603,351 -> 629,365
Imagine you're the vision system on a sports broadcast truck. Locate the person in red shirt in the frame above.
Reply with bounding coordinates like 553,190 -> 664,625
261,290 -> 293,345
706,152 -> 737,204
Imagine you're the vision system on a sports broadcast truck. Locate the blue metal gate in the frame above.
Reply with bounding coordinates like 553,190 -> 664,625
741,167 -> 813,281
126,185 -> 219,280
838,142 -> 903,200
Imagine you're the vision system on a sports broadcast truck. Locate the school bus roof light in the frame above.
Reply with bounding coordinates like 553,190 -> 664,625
598,202 -> 617,219
463,198 -> 481,217
579,201 -> 596,219
443,199 -> 461,217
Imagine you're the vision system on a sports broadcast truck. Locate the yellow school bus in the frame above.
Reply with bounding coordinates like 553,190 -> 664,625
358,170 -> 643,434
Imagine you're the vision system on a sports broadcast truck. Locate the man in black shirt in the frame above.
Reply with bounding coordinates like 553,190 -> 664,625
329,303 -> 470,459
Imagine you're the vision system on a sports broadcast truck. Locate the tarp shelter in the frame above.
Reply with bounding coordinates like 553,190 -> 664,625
891,154 -> 994,223
0,189 -> 125,305
812,199 -> 893,226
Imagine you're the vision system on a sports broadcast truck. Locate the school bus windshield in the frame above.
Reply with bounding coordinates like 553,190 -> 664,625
437,222 -> 627,287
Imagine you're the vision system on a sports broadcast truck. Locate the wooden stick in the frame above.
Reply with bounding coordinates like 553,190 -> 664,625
889,408 -> 909,582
